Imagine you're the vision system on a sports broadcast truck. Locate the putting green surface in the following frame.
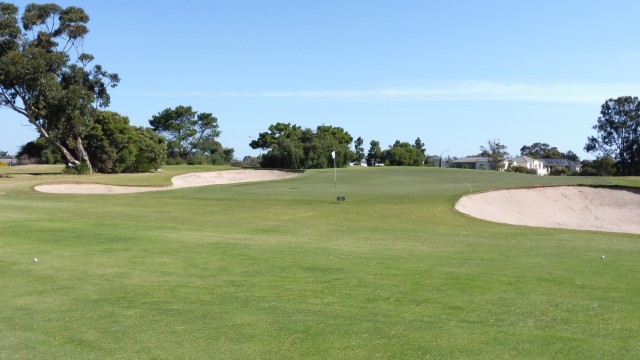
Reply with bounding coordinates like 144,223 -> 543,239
1,166 -> 639,359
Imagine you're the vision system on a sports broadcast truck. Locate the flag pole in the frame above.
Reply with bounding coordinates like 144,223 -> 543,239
332,150 -> 337,190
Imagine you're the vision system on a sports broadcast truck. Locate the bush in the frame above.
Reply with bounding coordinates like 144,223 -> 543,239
229,159 -> 244,167
62,162 -> 91,175
549,167 -> 570,176
186,153 -> 209,165
84,111 -> 166,173
508,165 -> 538,175
17,137 -> 63,164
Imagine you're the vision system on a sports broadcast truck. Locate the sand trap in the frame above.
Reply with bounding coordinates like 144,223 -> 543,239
455,186 -> 640,234
34,169 -> 301,194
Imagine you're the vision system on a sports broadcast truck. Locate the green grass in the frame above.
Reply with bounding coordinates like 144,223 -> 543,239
1,166 -> 639,359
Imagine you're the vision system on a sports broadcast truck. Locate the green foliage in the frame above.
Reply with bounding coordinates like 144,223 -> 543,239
84,111 -> 166,173
413,137 -> 426,156
251,122 -> 353,169
149,105 -> 229,164
578,156 -> 616,176
0,3 -> 119,171
520,142 -> 580,162
382,140 -> 426,166
354,136 -> 365,162
549,167 -> 570,176
241,155 -> 260,167
366,139 -> 382,166
585,96 -> 640,175
564,150 -> 580,162
17,137 -> 63,164
132,127 -> 167,172
520,142 -> 561,159
507,165 -> 538,175
61,161 -> 91,175
480,139 -> 508,170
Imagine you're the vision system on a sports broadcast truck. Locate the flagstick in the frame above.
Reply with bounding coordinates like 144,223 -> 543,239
332,150 -> 337,190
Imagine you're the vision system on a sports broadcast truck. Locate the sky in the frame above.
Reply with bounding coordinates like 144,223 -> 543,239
3,0 -> 640,160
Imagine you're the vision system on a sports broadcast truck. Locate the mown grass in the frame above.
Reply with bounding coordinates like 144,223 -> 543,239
0,166 -> 638,359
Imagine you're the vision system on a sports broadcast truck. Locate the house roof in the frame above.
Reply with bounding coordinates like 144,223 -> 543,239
450,157 -> 488,163
541,158 -> 582,166
512,156 -> 540,163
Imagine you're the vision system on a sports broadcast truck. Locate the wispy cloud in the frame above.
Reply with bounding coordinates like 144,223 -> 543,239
125,81 -> 640,103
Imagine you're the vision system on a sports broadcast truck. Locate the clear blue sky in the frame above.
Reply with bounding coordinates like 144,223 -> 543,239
3,0 -> 640,160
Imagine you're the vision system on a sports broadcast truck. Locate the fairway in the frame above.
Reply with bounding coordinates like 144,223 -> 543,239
1,166 -> 639,359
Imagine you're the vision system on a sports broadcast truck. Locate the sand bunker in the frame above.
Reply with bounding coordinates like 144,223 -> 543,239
34,169 -> 301,194
455,186 -> 640,234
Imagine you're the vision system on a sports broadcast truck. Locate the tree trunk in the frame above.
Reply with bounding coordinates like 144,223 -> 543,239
29,118 -> 81,166
75,136 -> 93,173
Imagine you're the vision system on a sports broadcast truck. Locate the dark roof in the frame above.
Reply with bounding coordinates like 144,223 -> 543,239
541,158 -> 581,166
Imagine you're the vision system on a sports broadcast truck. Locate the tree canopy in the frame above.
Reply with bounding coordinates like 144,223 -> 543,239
585,96 -> 640,175
479,139 -> 508,170
366,140 -> 382,166
383,140 -> 426,166
520,142 -> 562,159
85,111 -> 166,173
250,122 -> 353,169
354,137 -> 365,162
0,2 -> 119,173
520,142 -> 579,161
149,105 -> 232,165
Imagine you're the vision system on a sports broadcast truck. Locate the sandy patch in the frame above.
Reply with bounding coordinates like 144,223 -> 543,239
34,169 -> 301,194
455,186 -> 640,234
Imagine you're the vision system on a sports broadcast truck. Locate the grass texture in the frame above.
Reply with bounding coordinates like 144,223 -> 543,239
1,166 -> 639,359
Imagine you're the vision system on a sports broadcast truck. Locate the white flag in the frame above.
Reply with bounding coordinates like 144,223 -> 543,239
331,150 -> 336,159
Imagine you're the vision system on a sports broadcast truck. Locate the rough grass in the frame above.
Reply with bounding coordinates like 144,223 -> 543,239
0,166 -> 638,359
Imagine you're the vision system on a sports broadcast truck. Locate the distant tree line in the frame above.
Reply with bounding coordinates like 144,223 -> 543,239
366,138 -> 428,166
249,123 -> 353,169
249,122 -> 431,169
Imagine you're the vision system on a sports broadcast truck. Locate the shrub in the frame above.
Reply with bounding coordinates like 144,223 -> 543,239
62,162 -> 92,175
84,111 -> 166,173
549,167 -> 570,176
17,137 -> 63,164
508,165 -> 538,175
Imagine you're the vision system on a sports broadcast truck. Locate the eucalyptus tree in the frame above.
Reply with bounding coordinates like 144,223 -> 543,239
149,105 -> 223,163
520,142 -> 560,158
585,96 -> 640,175
479,139 -> 509,170
0,3 -> 119,173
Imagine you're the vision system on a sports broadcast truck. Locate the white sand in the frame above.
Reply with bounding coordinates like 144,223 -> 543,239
455,186 -> 640,234
34,169 -> 301,194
